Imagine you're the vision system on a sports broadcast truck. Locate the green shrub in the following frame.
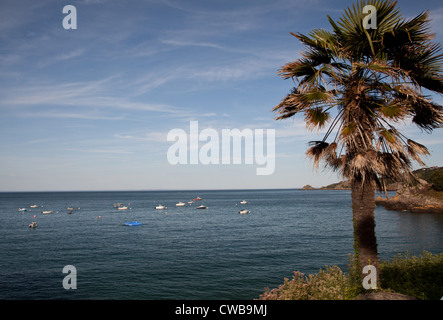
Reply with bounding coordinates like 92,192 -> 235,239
379,251 -> 443,300
429,170 -> 443,191
259,266 -> 358,300
259,251 -> 443,300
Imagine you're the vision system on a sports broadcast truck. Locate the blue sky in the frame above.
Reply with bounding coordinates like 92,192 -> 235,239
0,0 -> 442,191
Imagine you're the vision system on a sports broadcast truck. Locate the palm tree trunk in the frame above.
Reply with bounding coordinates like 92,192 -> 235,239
351,177 -> 379,287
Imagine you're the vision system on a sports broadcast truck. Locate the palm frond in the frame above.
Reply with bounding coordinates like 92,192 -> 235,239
407,139 -> 430,155
340,122 -> 356,137
378,102 -> 404,120
410,101 -> 443,132
273,87 -> 313,120
304,108 -> 330,131
306,141 -> 329,169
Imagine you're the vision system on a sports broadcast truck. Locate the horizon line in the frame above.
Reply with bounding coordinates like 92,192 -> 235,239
0,186 -> 339,193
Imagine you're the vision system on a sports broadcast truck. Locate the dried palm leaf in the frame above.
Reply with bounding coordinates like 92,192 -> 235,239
306,141 -> 329,169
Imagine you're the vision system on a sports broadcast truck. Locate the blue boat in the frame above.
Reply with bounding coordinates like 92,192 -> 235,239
124,221 -> 142,226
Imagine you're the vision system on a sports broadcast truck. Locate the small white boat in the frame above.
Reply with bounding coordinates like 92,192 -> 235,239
30,205 -> 39,208
176,202 -> 186,207
240,200 -> 248,204
239,209 -> 250,214
18,208 -> 27,212
118,206 -> 128,210
196,205 -> 207,209
29,221 -> 38,228
155,205 -> 167,210
42,210 -> 53,214
188,201 -> 194,204
67,207 -> 74,210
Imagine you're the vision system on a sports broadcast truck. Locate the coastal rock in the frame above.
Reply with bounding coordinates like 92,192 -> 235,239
375,180 -> 443,214
320,180 -> 351,190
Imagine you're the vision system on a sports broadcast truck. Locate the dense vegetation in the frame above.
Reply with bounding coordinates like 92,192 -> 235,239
259,251 -> 443,300
415,167 -> 443,191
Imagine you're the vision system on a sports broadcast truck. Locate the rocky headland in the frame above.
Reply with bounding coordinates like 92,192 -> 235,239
302,167 -> 443,214
375,180 -> 443,214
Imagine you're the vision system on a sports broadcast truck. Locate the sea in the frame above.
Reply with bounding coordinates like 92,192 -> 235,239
0,189 -> 442,300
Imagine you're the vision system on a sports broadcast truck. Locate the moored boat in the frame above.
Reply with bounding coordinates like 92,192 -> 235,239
42,210 -> 53,214
29,221 -> 38,228
239,209 -> 250,214
196,205 -> 207,209
18,208 -> 27,212
155,205 -> 167,210
176,202 -> 186,207
124,221 -> 142,226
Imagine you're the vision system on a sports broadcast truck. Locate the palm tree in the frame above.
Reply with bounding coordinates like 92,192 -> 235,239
273,0 -> 443,285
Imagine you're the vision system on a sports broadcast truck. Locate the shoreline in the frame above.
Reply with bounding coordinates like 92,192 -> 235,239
375,194 -> 443,214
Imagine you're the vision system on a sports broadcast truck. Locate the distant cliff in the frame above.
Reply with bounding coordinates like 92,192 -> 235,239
302,179 -> 393,190
301,180 -> 351,190
302,166 -> 442,192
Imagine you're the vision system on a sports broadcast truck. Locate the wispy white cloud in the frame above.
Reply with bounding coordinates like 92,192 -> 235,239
37,49 -> 86,68
429,6 -> 443,42
161,39 -> 225,50
0,76 -> 186,116
16,111 -> 124,121
162,0 -> 307,33
2,77 -> 116,105
114,132 -> 167,142
66,148 -> 134,154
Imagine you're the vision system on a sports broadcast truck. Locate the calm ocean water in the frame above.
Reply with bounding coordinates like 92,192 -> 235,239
0,189 -> 442,300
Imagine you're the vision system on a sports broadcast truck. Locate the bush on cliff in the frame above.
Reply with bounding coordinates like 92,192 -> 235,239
429,170 -> 443,191
259,251 -> 443,300
379,251 -> 443,300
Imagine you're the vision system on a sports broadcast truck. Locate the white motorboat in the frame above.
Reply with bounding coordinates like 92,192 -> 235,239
29,222 -> 38,228
176,202 -> 186,207
18,208 -> 27,212
239,209 -> 250,214
240,200 -> 248,204
155,205 -> 167,210
42,210 -> 53,214
196,205 -> 207,209
30,205 -> 39,208
118,206 -> 128,210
